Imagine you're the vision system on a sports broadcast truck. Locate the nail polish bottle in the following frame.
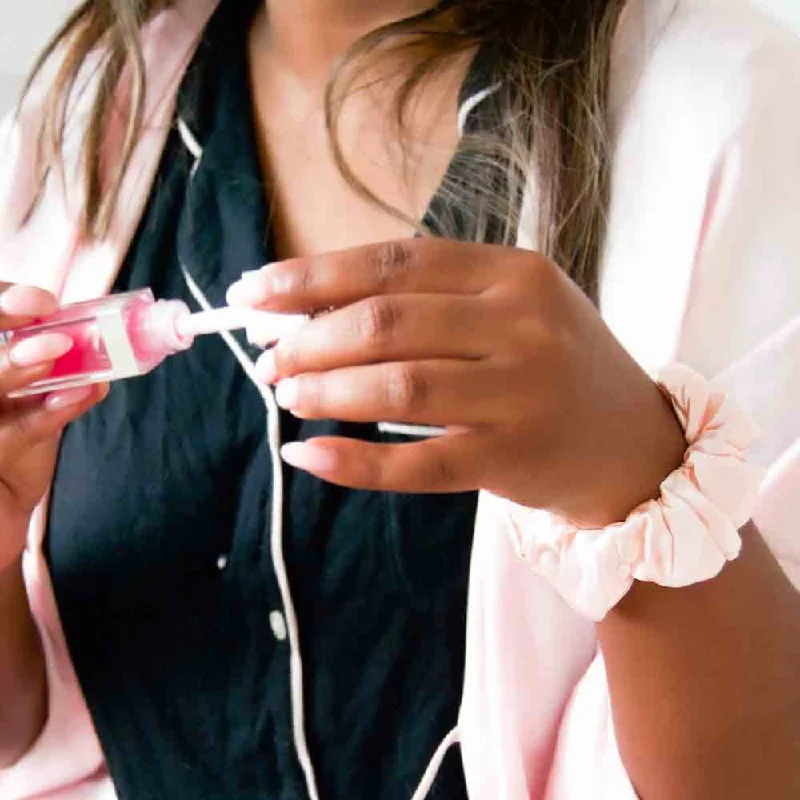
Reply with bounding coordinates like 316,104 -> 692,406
2,289 -> 306,397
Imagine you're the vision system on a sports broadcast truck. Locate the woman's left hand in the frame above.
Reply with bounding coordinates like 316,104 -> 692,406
227,239 -> 685,527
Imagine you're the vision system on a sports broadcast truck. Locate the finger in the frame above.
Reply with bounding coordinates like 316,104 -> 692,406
226,239 -> 509,312
0,363 -> 58,400
0,333 -> 74,396
257,294 -> 493,382
0,383 -> 109,457
272,359 -> 514,427
0,284 -> 59,330
280,432 -> 488,493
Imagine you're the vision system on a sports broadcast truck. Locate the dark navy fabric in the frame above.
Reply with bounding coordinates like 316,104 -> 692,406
46,3 -> 488,798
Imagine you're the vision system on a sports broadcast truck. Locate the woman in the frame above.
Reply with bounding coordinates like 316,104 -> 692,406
0,0 -> 798,797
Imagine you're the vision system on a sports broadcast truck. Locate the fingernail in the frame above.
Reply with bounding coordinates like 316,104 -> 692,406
9,333 -> 73,367
0,285 -> 58,317
281,442 -> 338,473
45,385 -> 93,411
226,268 -> 271,307
275,378 -> 299,409
255,349 -> 278,384
266,270 -> 293,295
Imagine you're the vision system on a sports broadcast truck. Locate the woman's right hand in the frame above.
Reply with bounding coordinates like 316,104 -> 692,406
0,284 -> 108,571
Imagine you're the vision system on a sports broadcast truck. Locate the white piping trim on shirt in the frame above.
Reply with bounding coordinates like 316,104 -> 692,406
410,727 -> 461,800
177,117 -> 204,178
180,277 -> 320,798
178,125 -> 321,799
176,104 -> 466,800
456,82 -> 502,136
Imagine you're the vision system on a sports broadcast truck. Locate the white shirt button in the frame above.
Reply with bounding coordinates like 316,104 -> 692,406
269,610 -> 288,642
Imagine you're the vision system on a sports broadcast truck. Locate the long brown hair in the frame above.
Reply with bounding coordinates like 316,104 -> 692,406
24,0 -> 625,300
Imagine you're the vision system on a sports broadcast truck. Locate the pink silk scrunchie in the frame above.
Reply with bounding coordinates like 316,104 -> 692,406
510,364 -> 766,621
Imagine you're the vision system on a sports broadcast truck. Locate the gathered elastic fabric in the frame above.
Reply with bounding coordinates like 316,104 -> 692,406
510,364 -> 766,620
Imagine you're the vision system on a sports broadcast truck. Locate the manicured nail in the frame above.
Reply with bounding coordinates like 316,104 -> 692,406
9,333 -> 73,368
45,385 -> 93,411
226,268 -> 271,306
281,442 -> 338,473
255,349 -> 278,384
0,285 -> 58,317
275,378 -> 299,409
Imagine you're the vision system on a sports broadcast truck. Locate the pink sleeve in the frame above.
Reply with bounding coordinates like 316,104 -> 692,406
671,30 -> 800,587
0,102 -> 112,800
0,505 -> 109,800
752,441 -> 800,590
0,111 -> 111,800
546,20 -> 800,798
544,653 -> 637,800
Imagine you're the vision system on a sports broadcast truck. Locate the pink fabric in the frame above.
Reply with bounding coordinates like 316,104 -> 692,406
0,0 -> 798,798
509,364 -> 765,621
543,655 -> 636,800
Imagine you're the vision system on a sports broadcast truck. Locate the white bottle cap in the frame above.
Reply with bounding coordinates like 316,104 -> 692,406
147,300 -> 195,352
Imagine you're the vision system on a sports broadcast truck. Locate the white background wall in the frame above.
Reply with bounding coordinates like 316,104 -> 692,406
0,0 -> 71,114
752,0 -> 800,29
1,0 -> 799,114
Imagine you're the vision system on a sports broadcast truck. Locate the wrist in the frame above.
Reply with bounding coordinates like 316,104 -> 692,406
568,379 -> 687,529
0,511 -> 32,575
511,364 -> 765,621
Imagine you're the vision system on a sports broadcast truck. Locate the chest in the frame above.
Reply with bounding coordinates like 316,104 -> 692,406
247,24 -> 468,258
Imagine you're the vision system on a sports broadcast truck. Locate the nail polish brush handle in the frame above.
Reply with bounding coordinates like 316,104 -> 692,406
175,307 -> 308,347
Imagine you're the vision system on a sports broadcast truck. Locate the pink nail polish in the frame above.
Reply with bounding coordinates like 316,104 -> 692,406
281,442 -> 338,473
45,386 -> 93,411
9,332 -> 74,367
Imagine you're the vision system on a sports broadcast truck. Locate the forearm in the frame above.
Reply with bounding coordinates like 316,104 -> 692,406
0,554 -> 46,768
599,521 -> 800,800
